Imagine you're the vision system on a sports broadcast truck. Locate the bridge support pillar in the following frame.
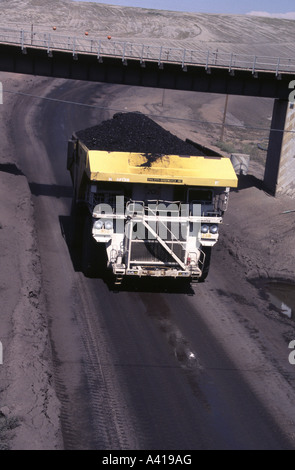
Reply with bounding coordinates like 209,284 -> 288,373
264,99 -> 295,197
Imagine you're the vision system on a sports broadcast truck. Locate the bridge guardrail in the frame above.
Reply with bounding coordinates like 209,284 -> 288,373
0,27 -> 294,75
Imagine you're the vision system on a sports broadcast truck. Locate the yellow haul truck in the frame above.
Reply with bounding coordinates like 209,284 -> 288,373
67,132 -> 237,284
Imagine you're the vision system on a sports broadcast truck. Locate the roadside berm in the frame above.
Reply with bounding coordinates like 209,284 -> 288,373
0,166 -> 62,450
0,73 -> 62,449
222,176 -> 295,283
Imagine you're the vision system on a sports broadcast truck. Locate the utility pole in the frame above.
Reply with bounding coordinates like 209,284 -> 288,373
161,88 -> 166,107
220,94 -> 229,142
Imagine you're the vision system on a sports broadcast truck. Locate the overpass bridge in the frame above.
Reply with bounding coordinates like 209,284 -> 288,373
0,27 -> 294,196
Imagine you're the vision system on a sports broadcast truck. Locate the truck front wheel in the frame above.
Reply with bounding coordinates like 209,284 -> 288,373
81,213 -> 107,278
81,213 -> 98,277
199,247 -> 211,282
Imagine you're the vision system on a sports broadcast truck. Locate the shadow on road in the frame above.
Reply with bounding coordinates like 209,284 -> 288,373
0,162 -> 24,176
110,277 -> 196,295
29,182 -> 73,198
233,174 -> 264,192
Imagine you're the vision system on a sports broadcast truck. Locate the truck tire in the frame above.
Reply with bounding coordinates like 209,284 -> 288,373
66,200 -> 88,272
81,213 -> 108,278
81,213 -> 98,277
199,247 -> 211,282
69,199 -> 85,249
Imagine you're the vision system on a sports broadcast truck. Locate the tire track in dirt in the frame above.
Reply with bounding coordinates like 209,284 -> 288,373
9,77 -> 141,449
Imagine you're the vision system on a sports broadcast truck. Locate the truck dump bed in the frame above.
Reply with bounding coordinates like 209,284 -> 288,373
86,150 -> 238,188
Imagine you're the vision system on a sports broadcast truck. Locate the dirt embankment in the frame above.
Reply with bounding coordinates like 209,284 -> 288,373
0,74 -> 62,450
221,177 -> 295,284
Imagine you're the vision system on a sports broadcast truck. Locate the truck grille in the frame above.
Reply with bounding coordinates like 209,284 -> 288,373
130,241 -> 185,264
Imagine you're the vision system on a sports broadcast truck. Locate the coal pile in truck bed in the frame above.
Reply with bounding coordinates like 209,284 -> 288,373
76,112 -> 205,157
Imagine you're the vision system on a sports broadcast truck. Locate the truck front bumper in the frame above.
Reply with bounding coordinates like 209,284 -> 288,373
114,266 -> 201,279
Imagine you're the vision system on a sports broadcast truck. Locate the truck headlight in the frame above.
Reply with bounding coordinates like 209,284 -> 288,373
201,224 -> 209,234
104,220 -> 113,230
94,219 -> 103,230
210,224 -> 218,234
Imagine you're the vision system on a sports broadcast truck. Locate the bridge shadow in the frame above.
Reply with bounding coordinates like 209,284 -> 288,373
0,168 -> 74,199
233,174 -> 265,192
29,182 -> 73,198
0,162 -> 24,176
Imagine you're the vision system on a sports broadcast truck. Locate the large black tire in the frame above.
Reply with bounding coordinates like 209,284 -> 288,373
68,200 -> 86,249
65,200 -> 88,272
81,213 -> 108,278
81,213 -> 98,277
199,246 -> 212,282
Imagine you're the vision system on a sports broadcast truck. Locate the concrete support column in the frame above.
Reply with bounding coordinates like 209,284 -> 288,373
264,99 -> 295,197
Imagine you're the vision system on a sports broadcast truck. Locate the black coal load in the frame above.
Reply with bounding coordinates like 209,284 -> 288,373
76,112 -> 205,159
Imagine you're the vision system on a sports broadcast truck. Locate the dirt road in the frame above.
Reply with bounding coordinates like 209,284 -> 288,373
2,0 -> 295,57
0,73 -> 294,450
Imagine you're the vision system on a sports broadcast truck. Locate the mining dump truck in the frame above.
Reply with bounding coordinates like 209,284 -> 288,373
67,113 -> 238,284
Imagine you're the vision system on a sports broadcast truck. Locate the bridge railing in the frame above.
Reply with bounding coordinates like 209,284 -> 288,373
0,27 -> 294,75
